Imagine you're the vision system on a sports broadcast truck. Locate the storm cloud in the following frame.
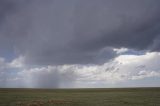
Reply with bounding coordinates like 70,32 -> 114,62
0,0 -> 160,65
0,0 -> 160,88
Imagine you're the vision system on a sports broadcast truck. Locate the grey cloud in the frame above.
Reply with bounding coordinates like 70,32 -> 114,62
25,69 -> 74,88
0,57 -> 77,88
72,0 -> 160,51
0,0 -> 160,65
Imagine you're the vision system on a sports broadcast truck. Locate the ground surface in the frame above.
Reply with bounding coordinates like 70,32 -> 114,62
0,88 -> 160,106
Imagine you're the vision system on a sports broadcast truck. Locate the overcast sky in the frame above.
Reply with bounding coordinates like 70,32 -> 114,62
0,0 -> 160,88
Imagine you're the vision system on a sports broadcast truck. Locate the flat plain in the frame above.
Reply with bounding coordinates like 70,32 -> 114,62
0,87 -> 160,106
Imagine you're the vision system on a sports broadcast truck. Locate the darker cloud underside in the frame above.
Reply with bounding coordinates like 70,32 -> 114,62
0,0 -> 160,65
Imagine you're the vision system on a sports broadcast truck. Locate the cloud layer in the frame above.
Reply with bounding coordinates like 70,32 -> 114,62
0,0 -> 160,88
0,0 -> 160,65
0,51 -> 160,88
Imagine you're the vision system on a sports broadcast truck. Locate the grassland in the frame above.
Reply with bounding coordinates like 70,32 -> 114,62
0,87 -> 160,106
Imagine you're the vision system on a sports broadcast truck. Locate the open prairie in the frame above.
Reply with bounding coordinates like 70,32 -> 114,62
0,88 -> 160,106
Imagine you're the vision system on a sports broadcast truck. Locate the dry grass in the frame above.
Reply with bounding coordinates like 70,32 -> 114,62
16,99 -> 72,106
47,99 -> 72,104
0,88 -> 160,106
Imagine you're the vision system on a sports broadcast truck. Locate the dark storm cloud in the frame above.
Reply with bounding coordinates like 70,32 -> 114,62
72,0 -> 160,51
0,0 -> 160,65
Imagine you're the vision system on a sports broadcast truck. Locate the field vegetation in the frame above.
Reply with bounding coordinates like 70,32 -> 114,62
0,87 -> 160,106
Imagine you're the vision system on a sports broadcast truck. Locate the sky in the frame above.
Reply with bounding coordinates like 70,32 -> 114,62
0,0 -> 160,88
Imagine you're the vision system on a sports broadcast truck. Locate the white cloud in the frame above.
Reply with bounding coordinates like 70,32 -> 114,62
9,55 -> 25,68
131,70 -> 160,80
115,52 -> 160,65
113,48 -> 129,54
0,51 -> 160,88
